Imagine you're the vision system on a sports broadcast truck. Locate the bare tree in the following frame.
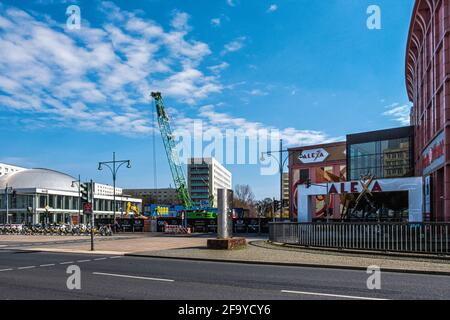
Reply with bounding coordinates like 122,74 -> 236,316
233,184 -> 258,217
233,184 -> 255,209
256,198 -> 274,217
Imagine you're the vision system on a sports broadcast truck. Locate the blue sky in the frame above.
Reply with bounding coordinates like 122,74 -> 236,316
0,0 -> 414,200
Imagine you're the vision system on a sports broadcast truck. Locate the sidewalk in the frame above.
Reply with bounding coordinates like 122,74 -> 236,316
128,240 -> 450,275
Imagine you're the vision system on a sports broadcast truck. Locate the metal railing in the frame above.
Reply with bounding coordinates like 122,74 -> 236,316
269,222 -> 450,255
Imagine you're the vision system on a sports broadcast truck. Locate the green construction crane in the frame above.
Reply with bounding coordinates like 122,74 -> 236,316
151,92 -> 193,209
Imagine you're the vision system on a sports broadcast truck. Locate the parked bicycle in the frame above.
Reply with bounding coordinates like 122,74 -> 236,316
0,223 -> 113,236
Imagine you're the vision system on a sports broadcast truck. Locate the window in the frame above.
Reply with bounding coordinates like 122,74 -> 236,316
349,138 -> 412,180
299,169 -> 309,184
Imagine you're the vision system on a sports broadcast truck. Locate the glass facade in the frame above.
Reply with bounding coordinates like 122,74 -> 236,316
348,137 -> 413,181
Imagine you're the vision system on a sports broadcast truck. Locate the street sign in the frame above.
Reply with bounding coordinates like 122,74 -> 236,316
83,202 -> 93,215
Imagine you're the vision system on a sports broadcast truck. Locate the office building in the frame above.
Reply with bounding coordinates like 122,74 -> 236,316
187,158 -> 232,208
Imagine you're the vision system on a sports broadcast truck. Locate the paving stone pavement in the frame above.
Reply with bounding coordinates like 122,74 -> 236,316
130,240 -> 450,275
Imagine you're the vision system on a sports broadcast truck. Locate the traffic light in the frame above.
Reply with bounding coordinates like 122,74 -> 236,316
80,183 -> 89,204
273,200 -> 281,212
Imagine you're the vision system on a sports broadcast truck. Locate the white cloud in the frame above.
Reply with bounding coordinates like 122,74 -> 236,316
226,0 -> 236,7
267,4 -> 278,12
0,4 -> 224,135
248,89 -> 268,96
222,36 -> 246,55
211,18 -> 221,26
171,11 -> 190,31
382,103 -> 411,126
208,62 -> 229,74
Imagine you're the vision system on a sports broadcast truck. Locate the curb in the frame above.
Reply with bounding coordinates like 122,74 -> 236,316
9,247 -> 126,256
124,253 -> 450,276
265,241 -> 450,261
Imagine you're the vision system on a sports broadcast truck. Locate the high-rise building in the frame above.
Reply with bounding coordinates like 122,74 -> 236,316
0,163 -> 26,177
187,158 -> 232,208
282,172 -> 289,217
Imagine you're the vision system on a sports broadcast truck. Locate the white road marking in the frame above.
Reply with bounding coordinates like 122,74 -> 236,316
93,272 -> 175,282
39,264 -> 55,267
281,290 -> 388,301
59,261 -> 74,265
0,268 -> 13,272
109,256 -> 121,259
76,259 -> 91,263
18,266 -> 36,270
94,257 -> 107,261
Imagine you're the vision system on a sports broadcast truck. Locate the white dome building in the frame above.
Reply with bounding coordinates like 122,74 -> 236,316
0,168 -> 142,225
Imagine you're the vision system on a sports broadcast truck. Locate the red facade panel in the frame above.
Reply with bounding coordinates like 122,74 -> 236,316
406,0 -> 450,221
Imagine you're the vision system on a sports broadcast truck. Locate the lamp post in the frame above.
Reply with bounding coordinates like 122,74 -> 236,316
260,139 -> 296,221
71,175 -> 81,225
98,152 -> 131,221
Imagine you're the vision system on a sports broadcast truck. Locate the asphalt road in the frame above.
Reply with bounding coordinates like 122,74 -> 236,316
0,249 -> 449,300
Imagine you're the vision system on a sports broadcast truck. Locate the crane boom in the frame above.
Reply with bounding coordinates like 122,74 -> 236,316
151,92 -> 193,208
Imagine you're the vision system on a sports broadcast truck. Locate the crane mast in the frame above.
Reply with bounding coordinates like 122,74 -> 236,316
151,92 -> 193,209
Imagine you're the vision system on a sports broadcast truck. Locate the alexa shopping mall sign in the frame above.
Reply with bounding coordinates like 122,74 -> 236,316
326,180 -> 383,194
298,148 -> 330,164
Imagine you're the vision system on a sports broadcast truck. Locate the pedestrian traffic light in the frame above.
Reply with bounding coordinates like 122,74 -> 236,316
80,183 -> 89,203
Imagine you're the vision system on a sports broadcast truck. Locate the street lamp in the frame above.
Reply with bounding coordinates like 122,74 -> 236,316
98,152 -> 131,221
71,175 -> 81,225
260,139 -> 297,221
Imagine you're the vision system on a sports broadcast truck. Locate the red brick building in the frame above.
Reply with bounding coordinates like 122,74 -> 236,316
288,142 -> 347,221
406,0 -> 450,222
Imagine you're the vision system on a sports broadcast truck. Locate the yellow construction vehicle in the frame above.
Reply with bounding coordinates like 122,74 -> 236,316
125,202 -> 140,218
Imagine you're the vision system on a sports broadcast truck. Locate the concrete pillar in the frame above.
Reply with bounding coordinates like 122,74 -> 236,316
33,212 -> 39,224
217,189 -> 233,239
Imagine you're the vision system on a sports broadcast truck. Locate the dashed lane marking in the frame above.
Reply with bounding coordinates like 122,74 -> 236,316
76,259 -> 91,263
0,268 -> 13,272
59,261 -> 74,265
94,258 -> 107,261
39,264 -> 56,267
109,256 -> 121,259
17,266 -> 36,270
93,272 -> 175,282
281,290 -> 388,301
